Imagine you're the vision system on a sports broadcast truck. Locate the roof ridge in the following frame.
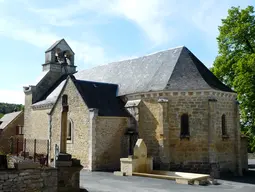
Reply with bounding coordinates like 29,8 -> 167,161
45,39 -> 64,53
78,46 -> 185,73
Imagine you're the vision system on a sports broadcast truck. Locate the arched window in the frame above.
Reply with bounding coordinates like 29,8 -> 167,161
222,114 -> 227,136
62,94 -> 68,106
67,119 -> 73,141
181,114 -> 189,137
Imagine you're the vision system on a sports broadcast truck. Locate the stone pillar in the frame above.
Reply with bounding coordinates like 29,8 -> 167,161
158,98 -> 170,170
60,103 -> 68,153
234,101 -> 242,176
57,165 -> 83,192
88,108 -> 98,171
208,98 -> 220,178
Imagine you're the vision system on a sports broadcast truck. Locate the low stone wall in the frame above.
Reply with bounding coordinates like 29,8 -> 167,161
0,168 -> 58,192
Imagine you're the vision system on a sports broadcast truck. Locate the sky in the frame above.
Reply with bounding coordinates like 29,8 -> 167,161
0,0 -> 254,105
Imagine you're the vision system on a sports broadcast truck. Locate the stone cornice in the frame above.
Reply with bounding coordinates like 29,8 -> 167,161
31,103 -> 54,110
126,90 -> 237,100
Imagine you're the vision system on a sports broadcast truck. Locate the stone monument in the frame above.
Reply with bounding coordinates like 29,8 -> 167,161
119,139 -> 153,176
54,94 -> 83,191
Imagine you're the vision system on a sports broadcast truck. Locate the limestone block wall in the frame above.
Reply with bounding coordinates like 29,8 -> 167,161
23,108 -> 50,156
94,117 -> 128,171
50,78 -> 90,169
167,94 -> 209,169
213,96 -> 237,171
0,168 -> 57,192
138,99 -> 163,164
132,90 -> 239,173
24,109 -> 50,140
138,93 -> 210,171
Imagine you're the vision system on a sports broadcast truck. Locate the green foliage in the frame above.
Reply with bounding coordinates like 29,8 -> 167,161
0,103 -> 24,118
211,5 -> 255,152
0,113 -> 3,118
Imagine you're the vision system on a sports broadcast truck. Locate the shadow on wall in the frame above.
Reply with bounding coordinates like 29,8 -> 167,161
138,101 -> 161,169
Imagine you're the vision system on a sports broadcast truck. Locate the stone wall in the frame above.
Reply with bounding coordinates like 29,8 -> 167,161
94,117 -> 128,171
50,78 -> 90,169
23,107 -> 50,156
0,168 -> 57,192
168,93 -> 210,172
212,95 -> 237,172
135,90 -> 240,174
24,108 -> 50,140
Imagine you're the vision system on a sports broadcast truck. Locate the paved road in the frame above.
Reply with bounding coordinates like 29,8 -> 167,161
80,171 -> 255,192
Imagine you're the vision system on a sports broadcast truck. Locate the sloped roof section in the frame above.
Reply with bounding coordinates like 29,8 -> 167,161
33,45 -> 234,107
187,48 -> 233,92
45,39 -> 62,53
73,79 -> 130,117
45,39 -> 74,54
75,46 -> 234,95
75,46 -> 183,96
165,47 -> 234,92
0,111 -> 23,129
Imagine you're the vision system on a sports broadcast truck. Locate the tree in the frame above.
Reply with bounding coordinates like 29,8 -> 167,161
211,5 -> 255,152
0,103 -> 24,117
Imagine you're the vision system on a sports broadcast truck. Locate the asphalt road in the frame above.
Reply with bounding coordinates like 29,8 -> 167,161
80,170 -> 255,192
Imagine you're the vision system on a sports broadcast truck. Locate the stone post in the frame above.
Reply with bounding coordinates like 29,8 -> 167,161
234,101 -> 242,176
89,108 -> 98,171
208,98 -> 220,178
60,98 -> 69,153
55,94 -> 84,191
158,98 -> 170,170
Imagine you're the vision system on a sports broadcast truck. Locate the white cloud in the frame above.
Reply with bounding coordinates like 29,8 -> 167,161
190,0 -> 254,37
25,0 -> 176,45
0,90 -> 24,104
13,0 -> 255,47
109,0 -> 175,45
0,16 -> 108,67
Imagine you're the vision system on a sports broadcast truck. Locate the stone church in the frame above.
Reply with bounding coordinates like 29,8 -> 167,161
23,39 -> 247,175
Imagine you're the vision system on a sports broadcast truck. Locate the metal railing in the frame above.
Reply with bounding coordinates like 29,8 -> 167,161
0,138 -> 49,166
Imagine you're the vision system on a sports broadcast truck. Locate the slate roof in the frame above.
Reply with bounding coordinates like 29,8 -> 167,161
45,39 -> 75,54
75,47 -> 183,96
73,79 -> 130,117
33,46 -> 234,107
45,39 -> 62,53
74,46 -> 233,95
0,111 -> 23,130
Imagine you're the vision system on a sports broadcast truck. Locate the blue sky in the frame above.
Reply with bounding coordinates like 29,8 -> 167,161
0,0 -> 254,104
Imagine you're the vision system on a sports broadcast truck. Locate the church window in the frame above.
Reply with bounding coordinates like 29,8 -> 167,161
180,113 -> 190,137
222,114 -> 227,136
62,94 -> 68,106
67,119 -> 73,141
